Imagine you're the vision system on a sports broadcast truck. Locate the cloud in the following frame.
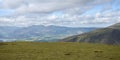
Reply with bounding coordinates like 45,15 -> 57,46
0,9 -> 120,27
0,0 -> 120,27
1,0 -> 112,14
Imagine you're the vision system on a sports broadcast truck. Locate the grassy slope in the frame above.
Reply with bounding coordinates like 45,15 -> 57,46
0,42 -> 120,60
61,23 -> 120,45
61,28 -> 120,45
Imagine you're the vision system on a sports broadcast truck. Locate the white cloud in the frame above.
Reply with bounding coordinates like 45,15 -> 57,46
1,0 -> 112,14
0,0 -> 120,27
0,9 -> 120,27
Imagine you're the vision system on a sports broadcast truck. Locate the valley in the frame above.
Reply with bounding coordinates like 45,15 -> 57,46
0,25 -> 97,42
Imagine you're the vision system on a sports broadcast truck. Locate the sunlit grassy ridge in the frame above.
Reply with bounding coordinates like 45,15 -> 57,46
0,42 -> 120,60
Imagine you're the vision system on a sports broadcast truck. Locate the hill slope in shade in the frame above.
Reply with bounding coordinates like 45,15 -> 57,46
61,23 -> 120,45
0,42 -> 120,60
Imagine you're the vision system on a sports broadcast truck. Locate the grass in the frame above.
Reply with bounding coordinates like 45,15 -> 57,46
0,42 -> 120,60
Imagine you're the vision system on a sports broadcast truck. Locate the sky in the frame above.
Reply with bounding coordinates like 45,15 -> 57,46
0,0 -> 120,27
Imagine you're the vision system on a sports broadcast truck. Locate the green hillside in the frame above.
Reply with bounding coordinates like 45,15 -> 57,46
0,42 -> 120,60
60,23 -> 120,45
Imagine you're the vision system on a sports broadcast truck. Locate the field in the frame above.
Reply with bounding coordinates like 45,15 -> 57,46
0,42 -> 120,60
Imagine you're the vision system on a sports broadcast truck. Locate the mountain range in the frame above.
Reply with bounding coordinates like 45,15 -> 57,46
60,23 -> 120,45
0,25 -> 97,42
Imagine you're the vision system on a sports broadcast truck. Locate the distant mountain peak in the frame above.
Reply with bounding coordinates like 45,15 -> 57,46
0,25 -> 96,42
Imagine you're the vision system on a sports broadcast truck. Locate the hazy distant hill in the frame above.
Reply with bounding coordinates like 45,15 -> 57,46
0,25 -> 96,42
61,23 -> 120,45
